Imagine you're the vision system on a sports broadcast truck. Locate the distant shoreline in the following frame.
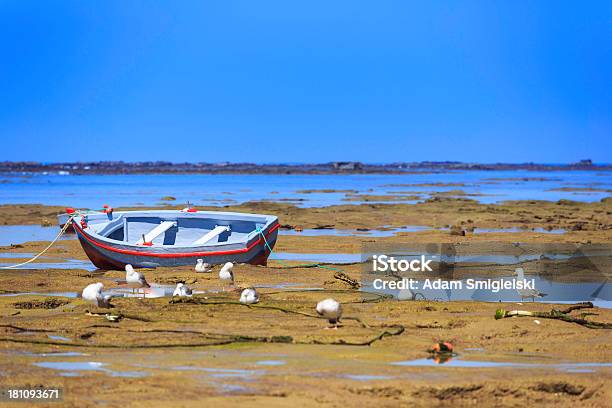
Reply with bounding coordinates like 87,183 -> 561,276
0,160 -> 610,175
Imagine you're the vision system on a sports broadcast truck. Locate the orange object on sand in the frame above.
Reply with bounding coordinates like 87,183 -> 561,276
430,341 -> 454,354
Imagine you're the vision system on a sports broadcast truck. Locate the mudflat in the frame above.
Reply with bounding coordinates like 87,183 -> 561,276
0,199 -> 610,407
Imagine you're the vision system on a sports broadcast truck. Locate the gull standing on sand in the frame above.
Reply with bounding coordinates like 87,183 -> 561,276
173,282 -> 193,297
514,267 -> 547,301
125,264 -> 150,296
82,283 -> 112,308
316,298 -> 343,329
219,262 -> 234,291
195,259 -> 212,273
240,287 -> 259,304
397,288 -> 415,301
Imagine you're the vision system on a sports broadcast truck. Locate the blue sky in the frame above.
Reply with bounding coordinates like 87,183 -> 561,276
1,1 -> 610,163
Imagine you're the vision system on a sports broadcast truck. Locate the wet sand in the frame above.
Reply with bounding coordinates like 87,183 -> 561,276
0,200 -> 610,406
2,198 -> 611,234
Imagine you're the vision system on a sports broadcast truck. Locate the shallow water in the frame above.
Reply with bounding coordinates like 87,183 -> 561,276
269,252 -> 362,264
0,252 -> 36,258
0,291 -> 79,298
0,225 -> 75,246
391,357 -> 612,373
47,335 -> 72,342
0,283 -> 179,300
280,226 -> 567,237
171,365 -> 264,379
279,226 -> 432,237
105,284 -> 180,299
342,374 -> 393,381
365,276 -> 612,308
474,227 -> 566,234
255,360 -> 286,366
33,361 -> 147,378
0,258 -> 96,271
1,171 -> 610,208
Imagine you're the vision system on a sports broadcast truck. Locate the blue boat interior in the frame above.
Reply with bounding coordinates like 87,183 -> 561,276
84,211 -> 273,247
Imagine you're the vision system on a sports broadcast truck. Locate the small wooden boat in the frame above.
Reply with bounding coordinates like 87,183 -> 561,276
72,209 -> 279,270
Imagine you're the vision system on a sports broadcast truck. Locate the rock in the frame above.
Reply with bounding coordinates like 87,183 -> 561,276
450,225 -> 465,236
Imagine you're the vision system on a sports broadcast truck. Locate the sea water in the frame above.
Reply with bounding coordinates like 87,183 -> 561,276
0,170 -> 609,208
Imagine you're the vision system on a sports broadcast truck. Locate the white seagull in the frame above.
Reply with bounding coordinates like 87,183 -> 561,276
514,267 -> 547,301
195,259 -> 212,273
397,288 -> 415,301
173,282 -> 193,297
219,262 -> 234,291
240,287 -> 259,304
316,298 -> 343,329
82,283 -> 112,308
125,264 -> 150,296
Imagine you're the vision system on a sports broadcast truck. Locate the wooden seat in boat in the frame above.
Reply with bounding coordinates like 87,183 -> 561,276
193,225 -> 231,245
136,221 -> 177,245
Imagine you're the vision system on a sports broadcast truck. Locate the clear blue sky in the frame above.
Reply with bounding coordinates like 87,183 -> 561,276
1,1 -> 610,163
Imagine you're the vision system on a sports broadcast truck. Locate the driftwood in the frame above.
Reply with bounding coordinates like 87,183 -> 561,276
495,302 -> 612,329
333,271 -> 361,289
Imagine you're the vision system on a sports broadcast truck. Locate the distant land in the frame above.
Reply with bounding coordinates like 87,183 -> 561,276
0,160 -> 609,175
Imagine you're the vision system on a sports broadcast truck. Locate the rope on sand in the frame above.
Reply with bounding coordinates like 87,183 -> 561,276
0,215 -> 76,270
0,324 -> 405,349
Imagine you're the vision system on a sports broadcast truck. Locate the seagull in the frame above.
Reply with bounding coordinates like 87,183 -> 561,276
514,267 -> 547,301
397,288 -> 414,301
219,262 -> 234,291
240,287 -> 259,304
173,282 -> 193,297
125,264 -> 150,297
82,283 -> 112,308
195,259 -> 212,273
316,298 -> 342,329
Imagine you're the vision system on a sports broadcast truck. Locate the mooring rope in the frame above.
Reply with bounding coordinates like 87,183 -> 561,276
0,214 -> 76,270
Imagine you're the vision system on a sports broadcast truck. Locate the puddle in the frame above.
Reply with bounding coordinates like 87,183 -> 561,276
343,374 -> 393,381
105,285 -> 175,299
278,226 -> 567,237
0,284 -> 190,300
0,291 -> 78,298
365,276 -> 611,308
212,382 -> 253,394
0,225 -> 76,246
0,259 -> 96,271
0,252 -> 36,259
37,352 -> 85,357
280,226 -> 431,237
255,360 -> 286,366
33,361 -> 148,378
474,227 -> 566,234
271,252 -> 579,265
47,335 -> 72,342
171,366 -> 263,378
391,357 -> 612,372
270,253 -> 362,264
256,283 -> 317,290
